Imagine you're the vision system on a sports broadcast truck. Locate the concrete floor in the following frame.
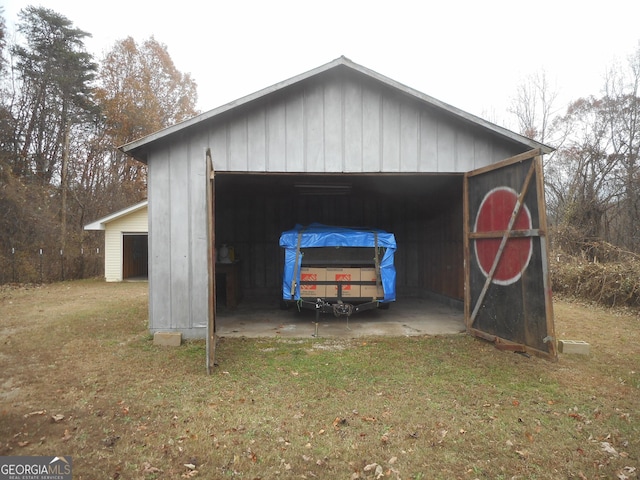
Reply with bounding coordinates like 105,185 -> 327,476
215,297 -> 466,338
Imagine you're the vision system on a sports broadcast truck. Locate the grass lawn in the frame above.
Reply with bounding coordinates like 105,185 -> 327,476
0,280 -> 638,479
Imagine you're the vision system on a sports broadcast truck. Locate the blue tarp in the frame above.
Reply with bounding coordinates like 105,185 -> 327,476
279,223 -> 397,302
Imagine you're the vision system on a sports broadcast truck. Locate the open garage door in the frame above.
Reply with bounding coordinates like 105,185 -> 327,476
464,149 -> 557,360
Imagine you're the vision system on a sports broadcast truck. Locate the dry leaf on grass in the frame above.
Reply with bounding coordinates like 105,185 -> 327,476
23,410 -> 46,418
601,442 -> 619,457
333,417 -> 348,429
141,462 -> 162,474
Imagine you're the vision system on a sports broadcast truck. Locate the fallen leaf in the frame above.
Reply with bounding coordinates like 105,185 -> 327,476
17,441 -> 29,447
601,442 -> 619,457
375,464 -> 384,479
184,463 -> 196,470
364,463 -> 379,472
23,410 -> 46,418
61,429 -> 72,442
51,414 -> 65,423
333,417 -> 348,428
142,462 -> 162,474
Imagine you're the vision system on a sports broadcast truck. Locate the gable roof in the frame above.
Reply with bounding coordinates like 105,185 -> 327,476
121,56 -> 553,163
84,200 -> 148,231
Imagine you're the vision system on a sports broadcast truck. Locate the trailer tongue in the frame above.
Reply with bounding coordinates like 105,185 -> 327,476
279,224 -> 397,320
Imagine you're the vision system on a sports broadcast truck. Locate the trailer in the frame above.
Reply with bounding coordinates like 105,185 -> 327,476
279,224 -> 397,319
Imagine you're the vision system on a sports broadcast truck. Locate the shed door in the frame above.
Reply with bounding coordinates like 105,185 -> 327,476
206,149 -> 217,372
464,149 -> 557,360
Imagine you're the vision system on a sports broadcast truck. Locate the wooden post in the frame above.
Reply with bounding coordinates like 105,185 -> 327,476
206,149 -> 217,374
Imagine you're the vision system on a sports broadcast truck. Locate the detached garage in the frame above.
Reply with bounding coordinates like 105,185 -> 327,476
120,56 -> 557,366
84,200 -> 149,282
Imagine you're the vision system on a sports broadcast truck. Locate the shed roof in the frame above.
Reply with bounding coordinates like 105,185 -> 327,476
84,200 -> 148,231
120,56 -> 553,163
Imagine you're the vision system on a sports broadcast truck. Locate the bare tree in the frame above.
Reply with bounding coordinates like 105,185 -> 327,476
601,44 -> 640,249
507,70 -> 573,229
552,97 -> 622,244
508,70 -> 559,144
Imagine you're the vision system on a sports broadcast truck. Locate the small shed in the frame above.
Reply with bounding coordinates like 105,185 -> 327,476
120,56 -> 557,365
84,200 -> 149,282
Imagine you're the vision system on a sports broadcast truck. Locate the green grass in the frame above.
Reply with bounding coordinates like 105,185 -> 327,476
0,280 -> 638,479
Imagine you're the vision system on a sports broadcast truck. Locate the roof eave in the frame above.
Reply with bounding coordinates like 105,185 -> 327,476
83,200 -> 148,231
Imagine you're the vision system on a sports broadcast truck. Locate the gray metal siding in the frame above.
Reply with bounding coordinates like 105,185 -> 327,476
209,75 -> 521,174
147,136 -> 209,337
148,147 -> 171,330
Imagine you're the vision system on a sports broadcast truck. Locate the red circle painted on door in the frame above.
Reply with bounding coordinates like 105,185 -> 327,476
474,187 -> 533,285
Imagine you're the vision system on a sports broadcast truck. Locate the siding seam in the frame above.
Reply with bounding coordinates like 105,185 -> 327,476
187,141 -> 193,329
341,76 -> 345,172
379,92 -> 383,172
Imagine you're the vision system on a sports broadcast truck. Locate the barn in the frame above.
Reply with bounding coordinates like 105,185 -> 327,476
84,200 -> 148,282
120,56 -> 557,366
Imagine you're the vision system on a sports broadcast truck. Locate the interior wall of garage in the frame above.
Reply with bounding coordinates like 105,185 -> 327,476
214,173 -> 464,304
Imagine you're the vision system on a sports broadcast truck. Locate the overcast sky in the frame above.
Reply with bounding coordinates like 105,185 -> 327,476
4,0 -> 640,128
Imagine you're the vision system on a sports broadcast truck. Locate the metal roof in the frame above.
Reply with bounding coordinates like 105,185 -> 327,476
120,56 -> 553,162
